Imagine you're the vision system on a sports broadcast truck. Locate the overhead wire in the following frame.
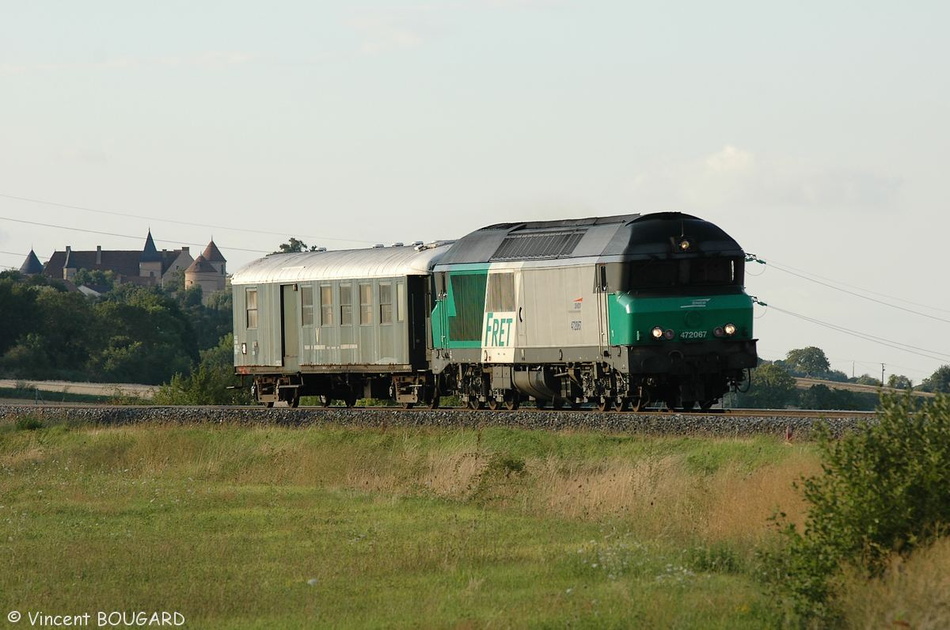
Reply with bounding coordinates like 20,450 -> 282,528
0,216 -> 271,254
752,298 -> 950,364
0,191 -> 379,246
754,255 -> 950,320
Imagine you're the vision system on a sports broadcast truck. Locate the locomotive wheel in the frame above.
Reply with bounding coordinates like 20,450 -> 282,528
504,393 -> 520,411
613,398 -> 629,412
629,397 -> 646,412
596,397 -> 609,412
487,398 -> 500,411
468,398 -> 484,410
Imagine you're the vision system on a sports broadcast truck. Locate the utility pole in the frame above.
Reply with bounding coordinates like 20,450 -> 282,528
881,363 -> 885,387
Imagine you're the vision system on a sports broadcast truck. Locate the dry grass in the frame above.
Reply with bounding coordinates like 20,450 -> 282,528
837,537 -> 950,629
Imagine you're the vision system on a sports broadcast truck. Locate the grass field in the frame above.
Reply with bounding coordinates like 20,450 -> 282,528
0,418 -> 929,628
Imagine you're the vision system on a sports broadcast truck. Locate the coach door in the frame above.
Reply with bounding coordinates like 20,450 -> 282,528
281,284 -> 300,370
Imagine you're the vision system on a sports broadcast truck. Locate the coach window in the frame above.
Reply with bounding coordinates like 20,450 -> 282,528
301,285 -> 314,327
320,285 -> 333,326
246,288 -> 259,329
396,281 -> 405,323
340,284 -> 353,326
360,283 -> 373,325
379,282 -> 393,324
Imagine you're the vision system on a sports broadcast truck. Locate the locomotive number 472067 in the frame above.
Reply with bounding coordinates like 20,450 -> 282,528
680,330 -> 708,339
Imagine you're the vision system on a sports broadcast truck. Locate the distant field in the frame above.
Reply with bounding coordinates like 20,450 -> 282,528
2,419 -> 940,628
0,379 -> 156,403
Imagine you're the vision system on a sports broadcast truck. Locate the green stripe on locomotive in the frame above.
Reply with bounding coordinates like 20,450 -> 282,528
607,292 -> 754,346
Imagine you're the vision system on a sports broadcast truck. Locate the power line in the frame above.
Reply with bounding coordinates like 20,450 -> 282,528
0,191 -> 378,245
753,298 -> 950,364
754,255 -> 950,320
0,216 -> 270,255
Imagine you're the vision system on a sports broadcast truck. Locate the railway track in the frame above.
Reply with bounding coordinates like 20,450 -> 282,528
0,403 -> 875,438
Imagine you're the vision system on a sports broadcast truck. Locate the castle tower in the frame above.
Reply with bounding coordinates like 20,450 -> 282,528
201,240 -> 227,277
19,249 -> 44,275
184,254 -> 223,304
139,231 -> 163,282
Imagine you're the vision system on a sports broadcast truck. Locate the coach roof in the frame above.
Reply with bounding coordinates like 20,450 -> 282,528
231,242 -> 454,285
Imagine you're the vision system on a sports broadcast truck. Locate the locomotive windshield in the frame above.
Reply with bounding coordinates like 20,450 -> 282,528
626,256 -> 744,292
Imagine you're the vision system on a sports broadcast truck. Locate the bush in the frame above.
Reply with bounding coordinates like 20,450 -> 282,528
764,394 -> 950,624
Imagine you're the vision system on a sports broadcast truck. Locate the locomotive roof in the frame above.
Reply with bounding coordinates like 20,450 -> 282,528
434,212 -> 745,265
231,242 -> 454,285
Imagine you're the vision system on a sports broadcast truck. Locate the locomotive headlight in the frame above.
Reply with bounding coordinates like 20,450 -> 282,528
723,323 -> 737,336
678,238 -> 691,251
651,326 -> 664,339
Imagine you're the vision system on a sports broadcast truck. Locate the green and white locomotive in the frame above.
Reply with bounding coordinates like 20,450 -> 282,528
232,212 -> 757,410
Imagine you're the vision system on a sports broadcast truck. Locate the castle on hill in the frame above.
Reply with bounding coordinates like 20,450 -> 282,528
19,231 -> 227,303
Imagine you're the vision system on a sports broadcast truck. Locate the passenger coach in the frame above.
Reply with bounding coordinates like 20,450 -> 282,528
231,243 -> 452,407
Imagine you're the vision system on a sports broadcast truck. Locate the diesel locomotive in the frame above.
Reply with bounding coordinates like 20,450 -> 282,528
231,212 -> 757,411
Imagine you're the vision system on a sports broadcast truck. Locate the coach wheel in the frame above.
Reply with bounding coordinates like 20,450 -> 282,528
699,400 -> 715,412
534,399 -> 546,409
264,401 -> 274,408
682,400 -> 697,411
289,393 -> 300,408
319,395 -> 332,407
344,395 -> 358,408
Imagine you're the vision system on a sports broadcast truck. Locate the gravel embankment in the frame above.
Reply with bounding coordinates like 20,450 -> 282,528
0,405 -> 874,438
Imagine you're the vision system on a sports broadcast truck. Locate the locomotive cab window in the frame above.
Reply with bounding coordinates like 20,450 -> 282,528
627,257 -> 743,292
245,288 -> 259,329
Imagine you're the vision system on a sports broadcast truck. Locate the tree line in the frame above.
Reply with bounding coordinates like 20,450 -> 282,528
0,270 -> 231,386
730,345 -> 950,411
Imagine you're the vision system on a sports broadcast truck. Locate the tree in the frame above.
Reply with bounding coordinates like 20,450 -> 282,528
274,237 -> 319,254
153,334 -> 251,405
887,374 -> 913,390
853,374 -> 881,387
920,365 -> 950,393
739,363 -> 798,408
785,346 -> 831,377
766,394 -> 950,622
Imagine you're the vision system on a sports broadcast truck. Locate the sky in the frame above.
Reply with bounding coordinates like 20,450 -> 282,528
1,1 -> 948,384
